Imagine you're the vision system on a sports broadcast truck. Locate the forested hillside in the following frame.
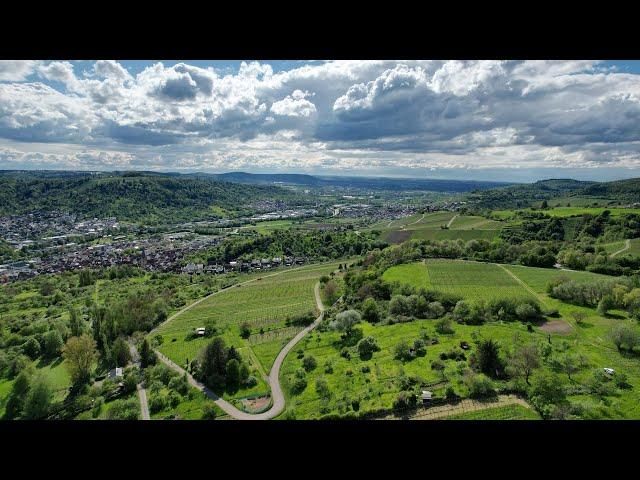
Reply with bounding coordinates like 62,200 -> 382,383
0,172 -> 303,223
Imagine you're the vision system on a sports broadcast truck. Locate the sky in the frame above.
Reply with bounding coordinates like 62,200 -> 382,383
1,59 -> 640,182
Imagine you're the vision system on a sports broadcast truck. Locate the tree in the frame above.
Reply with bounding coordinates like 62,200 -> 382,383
3,369 -> 33,419
110,337 -> 131,368
302,355 -> 317,372
473,339 -> 503,378
329,310 -> 361,335
597,294 -> 616,316
138,338 -> 156,368
62,334 -> 97,385
608,323 -> 640,352
323,280 -> 339,305
23,337 -> 41,360
571,311 -> 587,325
43,330 -> 64,358
225,359 -> 240,387
240,322 -> 251,339
357,336 -> 380,360
560,354 -> 579,381
361,298 -> 380,323
22,375 -> 53,420
530,372 -> 567,419
198,338 -> 228,388
507,343 -> 540,385
68,307 -> 85,337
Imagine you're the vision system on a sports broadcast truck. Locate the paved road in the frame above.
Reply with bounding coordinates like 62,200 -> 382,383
610,239 -> 631,258
128,341 -> 150,420
154,281 -> 327,420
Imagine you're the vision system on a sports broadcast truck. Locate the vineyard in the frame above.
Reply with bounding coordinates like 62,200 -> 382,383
383,260 -> 537,301
154,262 -> 341,401
501,264 -> 612,293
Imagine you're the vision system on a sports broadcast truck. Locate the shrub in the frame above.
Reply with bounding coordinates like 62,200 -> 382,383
357,336 -> 380,360
302,355 -> 317,372
435,316 -> 455,334
465,373 -> 496,399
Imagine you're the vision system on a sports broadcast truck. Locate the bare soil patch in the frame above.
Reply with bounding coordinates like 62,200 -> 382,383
540,319 -> 573,334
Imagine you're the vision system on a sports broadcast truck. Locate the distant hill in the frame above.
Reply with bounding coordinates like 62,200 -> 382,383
0,171 -> 301,223
468,177 -> 640,210
198,171 -> 513,192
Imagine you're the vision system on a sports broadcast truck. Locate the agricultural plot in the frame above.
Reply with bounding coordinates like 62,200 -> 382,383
444,403 -> 541,420
381,212 -> 504,244
383,260 -> 536,302
154,262 -> 341,401
447,215 -> 502,230
501,264 -> 612,294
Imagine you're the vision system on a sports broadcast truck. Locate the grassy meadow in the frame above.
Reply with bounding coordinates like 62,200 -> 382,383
281,259 -> 640,420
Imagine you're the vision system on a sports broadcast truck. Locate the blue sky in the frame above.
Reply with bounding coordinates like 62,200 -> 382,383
1,59 -> 640,182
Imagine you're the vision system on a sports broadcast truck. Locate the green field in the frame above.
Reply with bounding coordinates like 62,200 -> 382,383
379,212 -> 504,244
155,262 -> 341,403
383,260 -> 536,301
283,259 -> 639,420
494,207 -> 640,219
445,403 -> 541,420
628,238 -> 640,256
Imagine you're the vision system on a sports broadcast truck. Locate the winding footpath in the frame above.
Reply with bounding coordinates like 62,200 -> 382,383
610,239 -> 631,258
128,341 -> 150,420
154,281 -> 327,420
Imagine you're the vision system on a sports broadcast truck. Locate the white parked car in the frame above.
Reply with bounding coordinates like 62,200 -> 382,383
603,368 -> 615,376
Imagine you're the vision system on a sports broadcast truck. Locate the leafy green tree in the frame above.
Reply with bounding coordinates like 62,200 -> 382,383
23,337 -> 41,360
225,359 -> 240,387
357,336 -> 380,360
22,375 -> 53,420
597,294 -> 616,316
507,343 -> 540,385
608,323 -> 640,352
43,330 -> 64,358
361,298 -> 380,323
138,338 -> 156,368
240,322 -> 251,339
529,372 -> 567,419
473,339 -> 504,378
110,337 -> 131,368
302,355 -> 318,372
3,369 -> 33,419
62,334 -> 97,385
329,310 -> 361,335
68,307 -> 85,337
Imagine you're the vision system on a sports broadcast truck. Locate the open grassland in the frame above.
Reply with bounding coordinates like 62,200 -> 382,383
0,376 -> 13,418
155,261 -> 341,402
383,260 -> 537,302
283,260 -> 640,420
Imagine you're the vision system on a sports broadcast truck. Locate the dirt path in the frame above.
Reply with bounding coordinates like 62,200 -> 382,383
496,264 -> 549,307
610,239 -> 631,258
127,341 -> 150,420
154,281 -> 327,420
402,213 -> 425,230
383,394 -> 532,420
446,214 -> 459,228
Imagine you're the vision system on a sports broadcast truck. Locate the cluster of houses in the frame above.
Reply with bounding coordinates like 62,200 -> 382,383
0,260 -> 38,283
0,211 -> 121,250
181,256 -> 306,275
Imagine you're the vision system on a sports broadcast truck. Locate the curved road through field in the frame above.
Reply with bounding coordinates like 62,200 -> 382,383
155,281 -> 327,420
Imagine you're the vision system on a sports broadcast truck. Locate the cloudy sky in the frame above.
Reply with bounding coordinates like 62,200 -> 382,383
1,59 -> 640,182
